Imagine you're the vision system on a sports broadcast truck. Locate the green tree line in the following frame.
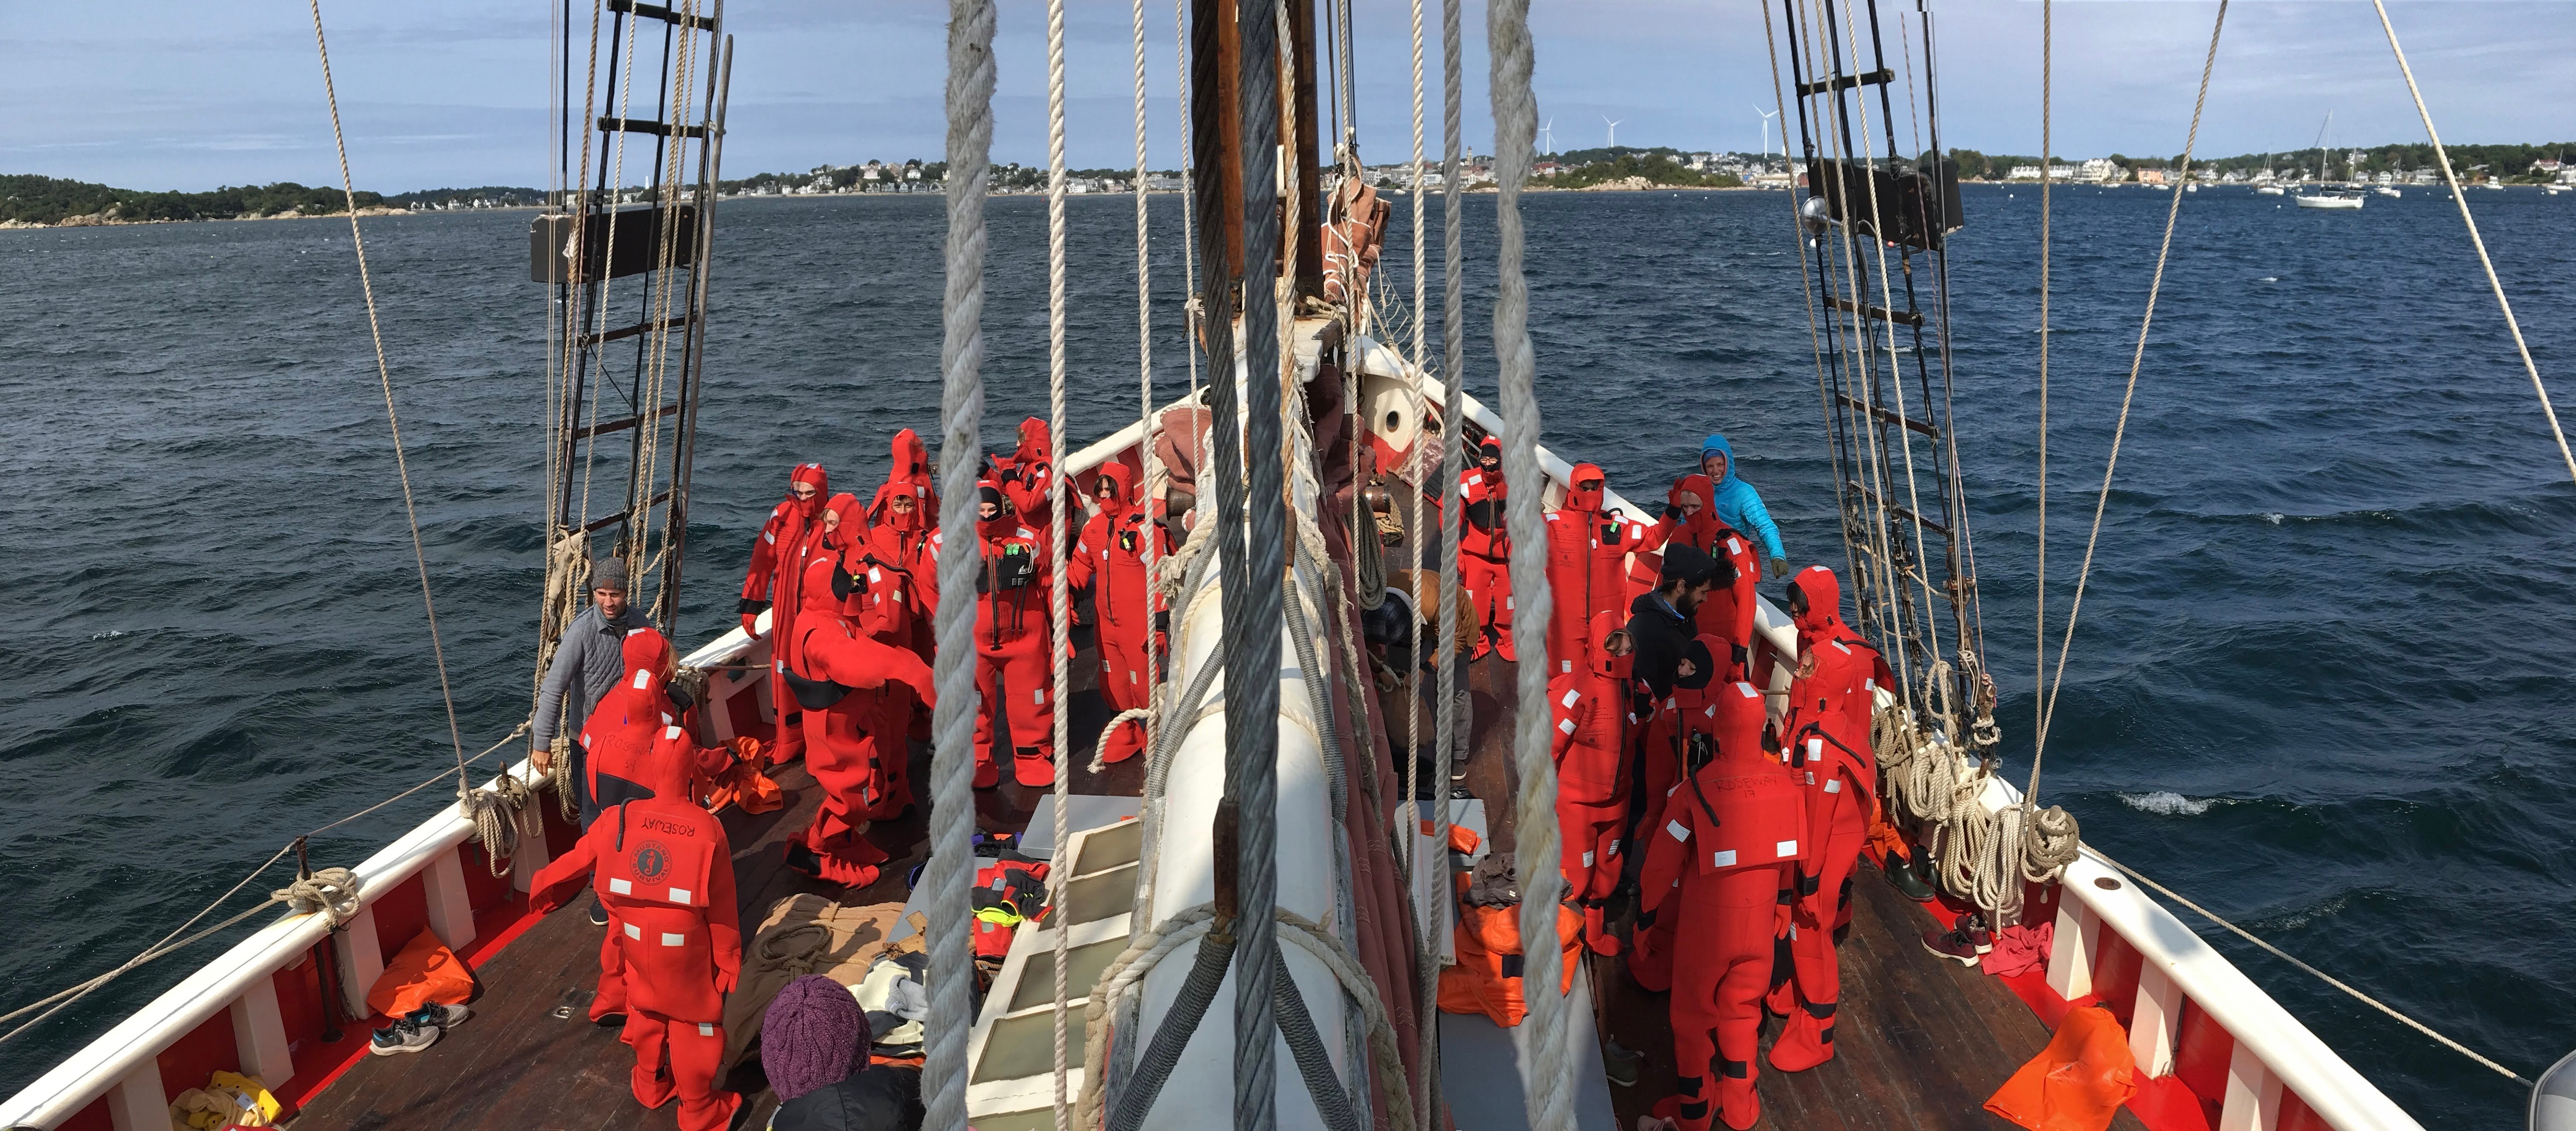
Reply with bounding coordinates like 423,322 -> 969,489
1534,151 -> 1742,189
0,175 -> 401,225
1944,143 -> 2572,182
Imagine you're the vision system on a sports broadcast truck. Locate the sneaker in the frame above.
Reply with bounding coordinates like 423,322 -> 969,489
1953,912 -> 1996,955
1602,1038 -> 1642,1087
410,1003 -> 471,1030
1921,924 -> 1982,967
588,898 -> 610,927
368,1015 -> 439,1056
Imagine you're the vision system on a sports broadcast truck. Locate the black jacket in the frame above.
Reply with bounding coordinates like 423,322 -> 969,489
770,1067 -> 924,1131
1626,590 -> 1696,702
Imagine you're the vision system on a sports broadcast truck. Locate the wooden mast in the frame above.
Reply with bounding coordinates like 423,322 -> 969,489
1191,0 -> 1324,330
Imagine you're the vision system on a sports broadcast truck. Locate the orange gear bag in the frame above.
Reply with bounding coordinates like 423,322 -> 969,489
1435,872 -> 1581,1028
1984,1004 -> 2138,1131
365,927 -> 476,1020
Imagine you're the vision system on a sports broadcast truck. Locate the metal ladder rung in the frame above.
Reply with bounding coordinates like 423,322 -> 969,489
1798,68 -> 1893,98
577,403 -> 686,440
1836,393 -> 1939,438
609,0 -> 717,32
579,315 -> 691,347
1829,295 -> 1924,327
1844,480 -> 1952,538
582,490 -> 675,534
597,116 -> 710,140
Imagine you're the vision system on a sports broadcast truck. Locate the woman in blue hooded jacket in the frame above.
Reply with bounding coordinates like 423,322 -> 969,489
1699,433 -> 1788,578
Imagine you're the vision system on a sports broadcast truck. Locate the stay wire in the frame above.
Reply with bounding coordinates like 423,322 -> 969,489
2366,0 -> 2576,485
2082,845 -> 2527,1084
2030,0 -> 2228,789
308,0 -> 472,797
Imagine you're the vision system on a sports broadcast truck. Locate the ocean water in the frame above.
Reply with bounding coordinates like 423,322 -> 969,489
3,185 -> 2571,1122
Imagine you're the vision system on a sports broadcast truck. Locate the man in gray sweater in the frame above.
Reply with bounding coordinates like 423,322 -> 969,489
532,557 -> 640,823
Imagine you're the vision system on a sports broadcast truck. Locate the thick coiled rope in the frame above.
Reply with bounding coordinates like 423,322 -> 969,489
459,754 -> 534,878
1873,703 -> 2080,924
276,868 -> 364,929
924,3 -> 997,1129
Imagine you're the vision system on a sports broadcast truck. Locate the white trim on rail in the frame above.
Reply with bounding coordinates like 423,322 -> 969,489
0,760 -> 545,1131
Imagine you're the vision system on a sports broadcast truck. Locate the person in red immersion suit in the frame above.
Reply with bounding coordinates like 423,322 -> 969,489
739,463 -> 830,767
878,427 -> 940,528
1543,463 -> 1652,682
860,458 -> 941,751
1457,435 -> 1515,660
529,724 -> 744,1131
580,628 -> 731,828
1766,565 -> 1884,1073
1638,671 -> 1808,1131
1653,474 -> 1762,681
1068,462 -> 1168,765
783,549 -> 939,886
998,417 -> 1057,545
1549,611 -> 1634,955
967,481 -> 1056,788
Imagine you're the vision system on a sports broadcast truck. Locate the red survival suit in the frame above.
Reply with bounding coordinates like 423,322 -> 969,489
1542,463 -> 1653,683
739,462 -> 830,765
530,723 -> 743,1131
1457,436 -> 1515,660
1069,462 -> 1169,765
580,629 -> 729,828
1000,417 -> 1058,548
1549,612 -> 1634,953
785,547 -> 938,885
859,454 -> 940,749
969,482 -> 1056,787
1769,566 -> 1886,1073
1654,474 -> 1762,681
1626,632 -> 1725,989
1638,675 -> 1808,1131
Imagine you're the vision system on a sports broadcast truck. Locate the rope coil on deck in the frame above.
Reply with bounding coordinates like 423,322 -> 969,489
276,867 -> 364,928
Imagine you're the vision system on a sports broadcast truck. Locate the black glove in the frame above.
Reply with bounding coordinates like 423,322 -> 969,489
1732,644 -> 1751,671
737,597 -> 771,616
1661,503 -> 1681,523
1152,609 -> 1170,638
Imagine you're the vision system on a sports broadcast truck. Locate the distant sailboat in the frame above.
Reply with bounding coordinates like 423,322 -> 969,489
2293,113 -> 2364,210
2255,152 -> 2285,195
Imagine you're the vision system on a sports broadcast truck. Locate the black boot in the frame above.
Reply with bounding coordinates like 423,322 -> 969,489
1885,851 -> 1936,902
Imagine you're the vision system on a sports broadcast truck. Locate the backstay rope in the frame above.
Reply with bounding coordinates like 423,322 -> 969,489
1133,0 -> 1159,778
2366,0 -> 2576,486
925,1 -> 998,1128
1398,0 -> 1428,893
2033,0 -> 2052,789
306,0 -> 485,837
2030,0 -> 2229,792
1044,3 -> 1075,1127
1483,1 -> 1574,1124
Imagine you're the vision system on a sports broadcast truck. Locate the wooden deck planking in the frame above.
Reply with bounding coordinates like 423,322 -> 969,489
291,622 -> 1139,1131
294,484 -> 2119,1131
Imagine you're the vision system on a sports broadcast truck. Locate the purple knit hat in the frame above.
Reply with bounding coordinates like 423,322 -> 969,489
761,975 -> 871,1102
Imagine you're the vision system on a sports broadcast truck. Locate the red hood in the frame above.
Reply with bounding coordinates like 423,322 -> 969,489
975,479 -> 1013,541
874,429 -> 936,531
1668,473 -> 1712,513
1565,462 -> 1606,513
1589,611 -> 1629,679
1789,565 -> 1845,648
1095,461 -> 1137,519
788,462 -> 830,521
619,627 -> 674,702
819,492 -> 861,550
1014,417 -> 1052,467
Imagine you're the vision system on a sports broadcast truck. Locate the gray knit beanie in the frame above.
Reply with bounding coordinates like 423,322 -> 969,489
589,556 -> 630,593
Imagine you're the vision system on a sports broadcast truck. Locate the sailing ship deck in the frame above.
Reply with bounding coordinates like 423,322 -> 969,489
286,605 -> 2116,1131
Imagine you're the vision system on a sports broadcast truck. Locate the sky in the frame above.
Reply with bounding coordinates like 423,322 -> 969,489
3,1 -> 2568,194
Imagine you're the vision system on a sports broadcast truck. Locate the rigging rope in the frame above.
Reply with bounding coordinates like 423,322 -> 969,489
1399,0 -> 1431,903
1043,0 -> 1076,1125
926,2 -> 998,1128
1134,0 -> 1160,780
2033,0 -> 2052,793
1483,1 -> 1575,1124
306,0 -> 475,810
2030,0 -> 2228,788
2366,0 -> 2576,486
1419,0 -> 1467,1122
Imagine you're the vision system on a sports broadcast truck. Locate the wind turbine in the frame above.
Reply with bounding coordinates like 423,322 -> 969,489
1603,114 -> 1624,149
1539,117 -> 1555,155
1754,106 -> 1778,160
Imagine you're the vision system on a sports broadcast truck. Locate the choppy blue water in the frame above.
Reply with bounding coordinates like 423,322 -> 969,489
3,185 -> 2570,1122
